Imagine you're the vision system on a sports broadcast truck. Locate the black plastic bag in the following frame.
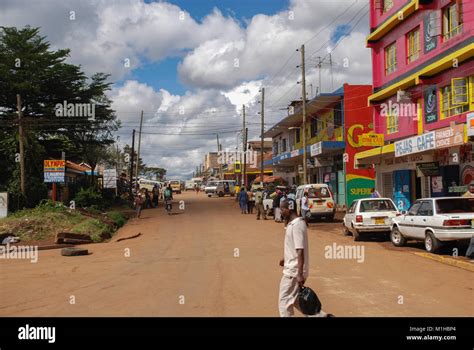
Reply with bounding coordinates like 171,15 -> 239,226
298,286 -> 322,315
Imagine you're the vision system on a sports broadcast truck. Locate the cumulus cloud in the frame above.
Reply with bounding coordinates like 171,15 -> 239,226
1,0 -> 372,179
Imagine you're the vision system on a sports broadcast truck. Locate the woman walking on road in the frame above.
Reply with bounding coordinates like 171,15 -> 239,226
238,187 -> 248,214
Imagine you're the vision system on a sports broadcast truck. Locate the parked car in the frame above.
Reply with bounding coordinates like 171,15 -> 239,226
343,198 -> 399,241
295,184 -> 335,221
391,197 -> 474,253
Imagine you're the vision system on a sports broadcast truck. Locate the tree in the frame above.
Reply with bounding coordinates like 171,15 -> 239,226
0,26 -> 119,208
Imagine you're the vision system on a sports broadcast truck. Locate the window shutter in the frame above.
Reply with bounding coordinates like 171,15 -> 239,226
429,10 -> 442,36
382,172 -> 393,199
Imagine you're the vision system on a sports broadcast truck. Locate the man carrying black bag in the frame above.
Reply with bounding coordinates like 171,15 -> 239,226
278,198 -> 331,317
278,198 -> 309,317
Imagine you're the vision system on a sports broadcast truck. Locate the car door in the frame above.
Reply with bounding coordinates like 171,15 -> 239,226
344,200 -> 357,229
412,200 -> 434,239
399,201 -> 422,238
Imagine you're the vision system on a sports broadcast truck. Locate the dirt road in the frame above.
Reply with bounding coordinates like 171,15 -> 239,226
1,192 -> 472,316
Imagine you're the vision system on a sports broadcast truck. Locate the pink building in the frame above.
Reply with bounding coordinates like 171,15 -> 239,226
357,0 -> 474,210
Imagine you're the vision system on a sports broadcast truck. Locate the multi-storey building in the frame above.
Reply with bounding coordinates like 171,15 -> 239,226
265,84 -> 375,207
356,0 -> 474,210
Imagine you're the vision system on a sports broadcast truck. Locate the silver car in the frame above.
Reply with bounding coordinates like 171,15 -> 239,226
343,198 -> 399,241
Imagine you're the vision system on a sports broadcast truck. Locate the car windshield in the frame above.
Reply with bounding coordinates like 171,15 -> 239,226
436,198 -> 474,213
307,187 -> 330,198
207,182 -> 217,187
360,200 -> 396,212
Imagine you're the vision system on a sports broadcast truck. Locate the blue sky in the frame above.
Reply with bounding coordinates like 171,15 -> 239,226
129,0 -> 290,95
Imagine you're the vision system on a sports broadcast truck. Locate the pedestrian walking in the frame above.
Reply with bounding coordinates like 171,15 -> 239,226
164,185 -> 173,214
255,187 -> 266,220
247,187 -> 255,214
152,185 -> 159,208
278,198 -> 308,317
144,189 -> 152,209
134,190 -> 144,218
301,191 -> 310,221
238,187 -> 248,214
273,189 -> 283,222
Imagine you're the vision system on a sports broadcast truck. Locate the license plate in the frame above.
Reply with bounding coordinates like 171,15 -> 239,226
375,218 -> 385,225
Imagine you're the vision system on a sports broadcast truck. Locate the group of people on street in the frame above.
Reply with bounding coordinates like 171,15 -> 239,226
134,184 -> 174,218
237,187 -> 256,214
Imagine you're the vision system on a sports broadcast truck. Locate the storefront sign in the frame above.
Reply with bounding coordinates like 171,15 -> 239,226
360,133 -> 384,147
448,186 -> 467,193
424,85 -> 438,124
0,192 -> 7,219
423,13 -> 437,54
434,124 -> 464,149
310,142 -> 322,157
291,150 -> 299,158
467,113 -> 474,136
395,132 -> 436,157
417,162 -> 440,176
44,160 -> 65,183
103,169 -> 117,189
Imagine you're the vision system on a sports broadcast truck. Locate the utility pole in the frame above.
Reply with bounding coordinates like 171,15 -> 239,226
135,110 -> 143,180
300,45 -> 308,185
130,129 -> 135,198
242,105 -> 246,188
260,88 -> 265,186
329,53 -> 334,91
16,94 -> 26,196
317,56 -> 322,95
216,134 -> 222,180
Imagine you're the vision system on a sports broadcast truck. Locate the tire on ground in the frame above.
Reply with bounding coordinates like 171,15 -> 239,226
425,231 -> 442,254
61,247 -> 89,256
390,226 -> 406,247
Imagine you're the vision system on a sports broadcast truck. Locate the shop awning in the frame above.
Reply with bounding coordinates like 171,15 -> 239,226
355,143 -> 395,166
310,141 -> 345,157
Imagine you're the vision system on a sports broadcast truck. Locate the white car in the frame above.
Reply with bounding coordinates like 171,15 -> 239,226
205,181 -> 218,196
391,197 -> 474,253
295,184 -> 336,221
343,198 -> 399,241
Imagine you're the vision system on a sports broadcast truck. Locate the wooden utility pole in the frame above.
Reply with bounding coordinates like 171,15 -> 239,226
216,134 -> 222,180
130,129 -> 135,198
242,105 -> 246,188
16,94 -> 26,196
300,45 -> 308,185
260,88 -> 265,186
317,56 -> 322,95
135,110 -> 143,180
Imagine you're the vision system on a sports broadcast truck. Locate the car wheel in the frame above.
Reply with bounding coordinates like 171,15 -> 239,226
425,232 -> 442,254
343,226 -> 351,236
218,191 -> 224,197
352,228 -> 362,242
390,226 -> 406,247
207,194 -> 211,198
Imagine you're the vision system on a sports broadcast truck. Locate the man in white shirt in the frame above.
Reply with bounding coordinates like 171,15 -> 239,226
278,198 -> 309,317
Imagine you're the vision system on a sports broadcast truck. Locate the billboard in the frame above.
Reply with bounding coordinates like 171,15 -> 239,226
44,160 -> 65,183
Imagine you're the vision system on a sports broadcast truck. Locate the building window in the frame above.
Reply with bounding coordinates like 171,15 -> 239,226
441,77 -> 469,119
406,27 -> 420,64
295,128 -> 301,143
273,141 -> 279,156
310,118 -> 318,138
281,138 -> 287,153
385,42 -> 397,75
383,0 -> 394,13
386,104 -> 399,134
443,2 -> 462,41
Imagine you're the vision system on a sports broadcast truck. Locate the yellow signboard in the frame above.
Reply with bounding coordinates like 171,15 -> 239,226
360,133 -> 384,147
234,162 -> 241,173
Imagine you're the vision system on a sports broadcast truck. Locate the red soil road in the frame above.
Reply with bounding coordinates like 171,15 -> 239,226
0,192 -> 472,316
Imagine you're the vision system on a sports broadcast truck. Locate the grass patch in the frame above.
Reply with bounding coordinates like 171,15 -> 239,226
0,200 -> 128,243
